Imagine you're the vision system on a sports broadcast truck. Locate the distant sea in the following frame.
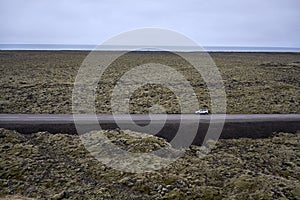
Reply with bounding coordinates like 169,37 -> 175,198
1,44 -> 300,52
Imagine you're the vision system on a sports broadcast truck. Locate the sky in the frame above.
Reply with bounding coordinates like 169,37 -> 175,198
0,0 -> 299,47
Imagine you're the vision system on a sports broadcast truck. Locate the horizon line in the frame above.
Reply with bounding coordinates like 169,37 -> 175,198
1,43 -> 300,49
1,44 -> 300,52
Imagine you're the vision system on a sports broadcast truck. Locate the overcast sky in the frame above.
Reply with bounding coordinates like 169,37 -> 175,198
0,0 -> 299,47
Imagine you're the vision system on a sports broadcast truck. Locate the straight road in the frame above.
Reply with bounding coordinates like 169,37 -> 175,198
0,114 -> 299,124
0,114 -> 299,144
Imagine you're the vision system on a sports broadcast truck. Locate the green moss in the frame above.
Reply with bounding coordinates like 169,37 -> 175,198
200,188 -> 223,200
164,189 -> 182,199
162,176 -> 178,185
0,51 -> 300,114
0,128 -> 299,199
134,184 -> 151,194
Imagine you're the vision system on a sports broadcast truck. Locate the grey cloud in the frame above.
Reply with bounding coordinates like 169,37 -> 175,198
0,0 -> 299,47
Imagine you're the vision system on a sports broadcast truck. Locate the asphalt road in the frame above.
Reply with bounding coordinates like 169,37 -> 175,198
0,114 -> 299,124
0,114 -> 299,144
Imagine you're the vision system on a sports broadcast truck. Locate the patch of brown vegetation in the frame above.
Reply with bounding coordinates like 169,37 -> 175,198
0,51 -> 299,114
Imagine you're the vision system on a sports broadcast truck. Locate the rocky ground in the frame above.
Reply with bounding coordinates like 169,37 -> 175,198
0,51 -> 299,114
0,51 -> 299,199
0,128 -> 299,199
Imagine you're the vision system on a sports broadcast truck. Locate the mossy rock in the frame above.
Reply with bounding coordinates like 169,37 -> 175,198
0,128 -> 299,199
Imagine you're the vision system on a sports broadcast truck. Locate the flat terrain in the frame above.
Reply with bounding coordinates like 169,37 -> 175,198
0,128 -> 299,199
0,51 -> 299,199
0,51 -> 299,114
